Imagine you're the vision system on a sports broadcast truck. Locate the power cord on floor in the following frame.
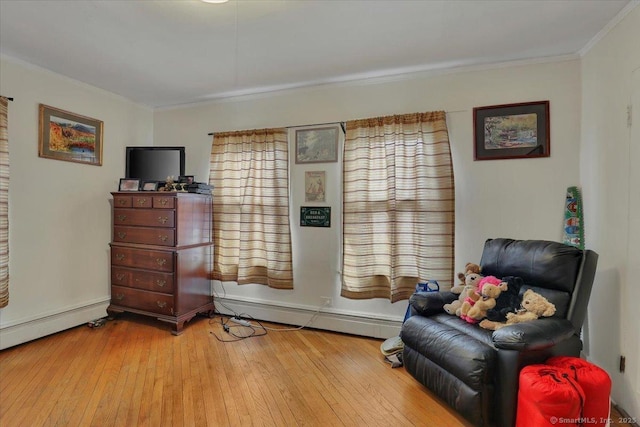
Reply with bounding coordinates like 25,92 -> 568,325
87,316 -> 110,328
251,299 -> 331,332
208,299 -> 331,342
209,314 -> 267,342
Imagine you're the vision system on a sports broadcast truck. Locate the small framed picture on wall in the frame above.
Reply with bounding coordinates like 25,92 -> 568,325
305,171 -> 326,202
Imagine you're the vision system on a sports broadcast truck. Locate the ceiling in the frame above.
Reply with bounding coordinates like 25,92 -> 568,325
0,0 -> 633,109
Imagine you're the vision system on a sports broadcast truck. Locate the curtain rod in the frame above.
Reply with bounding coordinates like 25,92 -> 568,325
1,96 -> 14,101
205,111 -> 470,136
208,121 -> 345,136
285,121 -> 345,130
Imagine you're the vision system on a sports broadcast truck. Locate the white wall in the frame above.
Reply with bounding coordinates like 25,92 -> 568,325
581,5 -> 640,418
154,58 -> 582,336
0,56 -> 153,349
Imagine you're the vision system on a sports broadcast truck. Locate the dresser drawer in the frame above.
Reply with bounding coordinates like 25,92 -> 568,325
111,285 -> 174,316
114,208 -> 175,228
114,195 -> 132,208
111,247 -> 174,272
132,194 -> 153,208
113,226 -> 176,246
153,196 -> 175,209
111,267 -> 174,293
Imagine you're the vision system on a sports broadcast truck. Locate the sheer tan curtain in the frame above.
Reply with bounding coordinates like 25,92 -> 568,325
209,128 -> 293,289
342,111 -> 454,302
0,97 -> 9,308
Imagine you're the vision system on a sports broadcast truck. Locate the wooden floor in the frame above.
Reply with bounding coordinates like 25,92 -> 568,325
0,313 -> 634,427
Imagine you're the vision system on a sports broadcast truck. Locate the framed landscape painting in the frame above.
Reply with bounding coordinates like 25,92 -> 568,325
295,126 -> 339,164
473,101 -> 549,161
39,104 -> 103,166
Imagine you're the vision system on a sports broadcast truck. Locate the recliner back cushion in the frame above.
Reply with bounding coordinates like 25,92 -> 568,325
480,239 -> 582,293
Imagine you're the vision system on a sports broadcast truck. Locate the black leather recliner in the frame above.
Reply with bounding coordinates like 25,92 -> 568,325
400,238 -> 598,427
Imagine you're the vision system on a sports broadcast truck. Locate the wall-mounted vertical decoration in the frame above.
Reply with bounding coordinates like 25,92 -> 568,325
563,186 -> 584,250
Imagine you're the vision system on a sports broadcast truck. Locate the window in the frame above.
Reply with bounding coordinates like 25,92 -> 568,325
208,128 -> 293,289
342,112 -> 454,302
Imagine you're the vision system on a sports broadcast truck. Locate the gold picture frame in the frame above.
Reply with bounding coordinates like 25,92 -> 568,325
295,126 -> 339,164
39,104 -> 103,166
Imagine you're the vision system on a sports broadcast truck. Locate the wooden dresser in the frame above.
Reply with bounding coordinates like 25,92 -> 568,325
107,191 -> 215,335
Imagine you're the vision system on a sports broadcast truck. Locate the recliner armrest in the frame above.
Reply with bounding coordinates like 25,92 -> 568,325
409,291 -> 458,317
491,318 -> 577,351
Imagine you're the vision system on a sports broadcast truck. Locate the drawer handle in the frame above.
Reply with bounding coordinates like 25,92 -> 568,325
115,273 -> 125,281
156,258 -> 167,266
118,199 -> 127,205
117,232 -> 127,239
117,214 -> 127,222
157,301 -> 167,308
158,216 -> 168,224
115,293 -> 125,301
137,199 -> 147,206
158,235 -> 168,242
159,198 -> 169,206
156,279 -> 166,287
115,253 -> 125,261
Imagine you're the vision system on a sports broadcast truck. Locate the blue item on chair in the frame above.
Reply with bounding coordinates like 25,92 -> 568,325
404,280 -> 439,323
416,280 -> 440,293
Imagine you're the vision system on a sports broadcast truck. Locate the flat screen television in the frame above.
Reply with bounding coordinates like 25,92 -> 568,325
125,146 -> 185,182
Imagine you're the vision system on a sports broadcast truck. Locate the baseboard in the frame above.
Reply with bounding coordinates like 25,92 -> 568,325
0,298 -> 110,350
0,296 -> 403,349
613,403 -> 639,427
214,296 -> 403,339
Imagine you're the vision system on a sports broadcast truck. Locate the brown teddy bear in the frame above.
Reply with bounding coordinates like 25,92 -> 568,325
450,262 -> 482,294
459,276 -> 508,324
444,270 -> 483,316
479,289 -> 556,330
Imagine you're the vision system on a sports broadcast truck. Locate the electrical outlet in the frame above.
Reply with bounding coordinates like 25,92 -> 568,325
321,296 -> 332,306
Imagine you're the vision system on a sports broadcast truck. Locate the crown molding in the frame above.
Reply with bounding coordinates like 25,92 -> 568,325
159,53 -> 579,112
579,0 -> 639,57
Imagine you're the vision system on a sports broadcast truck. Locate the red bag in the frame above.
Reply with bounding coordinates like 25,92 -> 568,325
516,365 -> 585,427
547,356 -> 612,427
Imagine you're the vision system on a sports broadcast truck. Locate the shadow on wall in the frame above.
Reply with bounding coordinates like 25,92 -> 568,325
584,268 -> 621,385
